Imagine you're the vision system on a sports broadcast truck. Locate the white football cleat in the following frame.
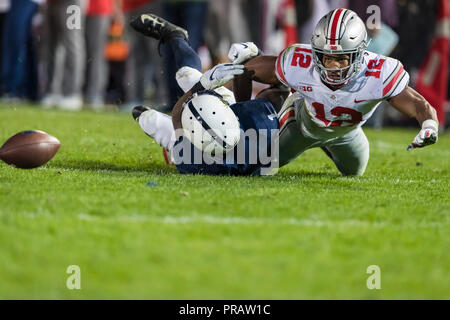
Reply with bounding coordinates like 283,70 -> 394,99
132,106 -> 176,158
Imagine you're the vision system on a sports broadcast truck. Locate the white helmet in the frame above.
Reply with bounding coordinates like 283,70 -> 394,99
181,91 -> 241,154
311,8 -> 369,85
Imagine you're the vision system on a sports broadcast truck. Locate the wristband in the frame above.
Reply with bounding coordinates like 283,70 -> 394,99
421,119 -> 438,131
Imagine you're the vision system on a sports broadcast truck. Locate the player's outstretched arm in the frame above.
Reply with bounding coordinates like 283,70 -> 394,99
233,68 -> 253,102
243,55 -> 280,85
387,86 -> 439,149
227,42 -> 279,85
172,89 -> 194,132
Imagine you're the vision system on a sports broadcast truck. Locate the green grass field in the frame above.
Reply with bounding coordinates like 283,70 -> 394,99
0,104 -> 448,299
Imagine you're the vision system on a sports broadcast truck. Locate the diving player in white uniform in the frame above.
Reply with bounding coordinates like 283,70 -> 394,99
235,8 -> 439,176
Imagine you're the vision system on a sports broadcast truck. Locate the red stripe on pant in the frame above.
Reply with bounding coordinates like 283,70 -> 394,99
280,110 -> 295,128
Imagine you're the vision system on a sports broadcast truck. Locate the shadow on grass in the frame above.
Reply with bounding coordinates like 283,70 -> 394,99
47,159 -> 344,180
276,170 -> 342,179
195,169 -> 342,181
48,159 -> 176,175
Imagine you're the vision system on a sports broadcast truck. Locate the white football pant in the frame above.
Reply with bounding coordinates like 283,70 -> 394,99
278,102 -> 370,176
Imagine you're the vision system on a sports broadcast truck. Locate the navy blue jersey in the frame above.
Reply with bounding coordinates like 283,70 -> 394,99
173,98 -> 279,176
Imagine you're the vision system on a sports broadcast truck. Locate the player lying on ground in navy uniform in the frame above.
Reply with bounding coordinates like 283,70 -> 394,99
129,13 -> 288,176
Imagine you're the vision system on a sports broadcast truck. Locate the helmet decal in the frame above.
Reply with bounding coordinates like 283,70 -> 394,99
311,8 -> 368,85
327,8 -> 346,45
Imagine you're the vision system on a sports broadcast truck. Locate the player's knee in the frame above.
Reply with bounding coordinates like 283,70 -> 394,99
336,153 -> 369,177
175,66 -> 202,93
339,165 -> 366,177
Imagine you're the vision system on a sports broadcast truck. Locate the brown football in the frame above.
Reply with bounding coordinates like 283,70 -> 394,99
0,130 -> 60,169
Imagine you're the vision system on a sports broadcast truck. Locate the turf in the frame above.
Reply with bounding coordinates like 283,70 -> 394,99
0,104 -> 448,299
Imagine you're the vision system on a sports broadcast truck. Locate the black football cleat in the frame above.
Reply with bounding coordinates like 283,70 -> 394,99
132,106 -> 152,121
129,13 -> 188,42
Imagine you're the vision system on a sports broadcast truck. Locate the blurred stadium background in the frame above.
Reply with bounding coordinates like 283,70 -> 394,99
0,0 -> 448,129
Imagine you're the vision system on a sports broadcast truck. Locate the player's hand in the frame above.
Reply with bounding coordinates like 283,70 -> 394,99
200,63 -> 244,90
228,42 -> 260,64
407,120 -> 438,150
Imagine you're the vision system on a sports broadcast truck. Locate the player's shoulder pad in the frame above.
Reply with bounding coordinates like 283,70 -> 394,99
364,51 -> 410,99
275,43 -> 313,87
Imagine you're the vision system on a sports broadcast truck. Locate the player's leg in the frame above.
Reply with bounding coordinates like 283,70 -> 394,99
130,13 -> 207,104
129,14 -> 198,161
323,128 -> 370,176
129,13 -> 200,74
132,106 -> 176,155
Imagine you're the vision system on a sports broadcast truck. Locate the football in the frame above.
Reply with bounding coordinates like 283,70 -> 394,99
0,130 -> 60,169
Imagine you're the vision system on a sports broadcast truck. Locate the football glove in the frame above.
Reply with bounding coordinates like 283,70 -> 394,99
407,119 -> 438,150
228,42 -> 260,64
199,63 -> 244,90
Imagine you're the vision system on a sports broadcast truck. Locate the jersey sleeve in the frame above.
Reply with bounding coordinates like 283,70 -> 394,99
275,44 -> 312,88
275,45 -> 296,87
381,57 -> 410,99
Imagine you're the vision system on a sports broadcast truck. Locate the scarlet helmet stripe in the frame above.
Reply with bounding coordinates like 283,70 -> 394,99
328,8 -> 344,45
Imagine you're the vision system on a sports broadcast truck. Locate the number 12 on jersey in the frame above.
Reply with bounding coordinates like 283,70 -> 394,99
365,59 -> 385,78
291,48 -> 312,68
311,102 -> 363,126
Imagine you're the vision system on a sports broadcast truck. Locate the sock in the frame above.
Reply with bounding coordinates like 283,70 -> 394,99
138,109 -> 176,150
175,66 -> 202,93
167,37 -> 202,72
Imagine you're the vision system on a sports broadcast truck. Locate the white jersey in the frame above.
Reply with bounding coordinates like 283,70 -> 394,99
275,43 -> 409,139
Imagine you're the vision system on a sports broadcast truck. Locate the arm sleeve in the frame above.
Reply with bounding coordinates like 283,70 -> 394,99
275,45 -> 297,87
382,57 -> 410,99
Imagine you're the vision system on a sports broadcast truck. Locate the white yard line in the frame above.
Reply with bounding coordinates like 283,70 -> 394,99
75,213 -> 444,228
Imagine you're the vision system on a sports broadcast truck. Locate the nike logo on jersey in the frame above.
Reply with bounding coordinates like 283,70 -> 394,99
354,99 -> 367,103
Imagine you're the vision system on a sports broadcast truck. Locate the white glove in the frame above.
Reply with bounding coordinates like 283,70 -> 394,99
407,119 -> 438,150
200,63 -> 244,90
228,42 -> 259,64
